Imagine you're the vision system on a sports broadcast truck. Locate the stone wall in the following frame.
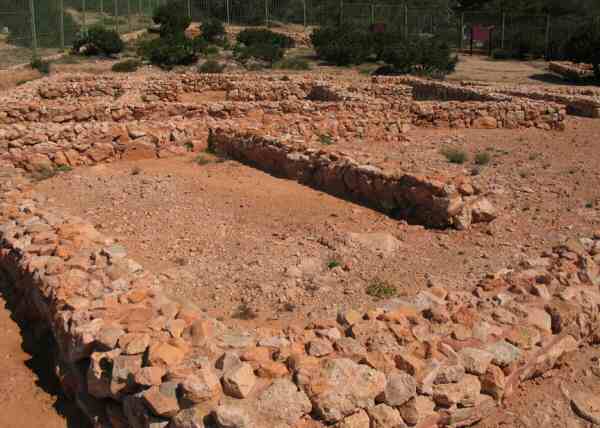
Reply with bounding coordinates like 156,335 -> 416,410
209,128 -> 496,230
0,98 -> 566,130
387,75 -> 600,119
549,61 -> 595,81
0,120 -> 208,172
1,160 -> 599,428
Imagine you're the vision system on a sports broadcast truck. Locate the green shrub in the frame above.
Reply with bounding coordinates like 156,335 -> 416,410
201,18 -> 226,43
236,42 -> 284,64
474,152 -> 491,165
30,58 -> 51,74
73,26 -> 124,56
441,147 -> 468,164
153,0 -> 191,37
273,57 -> 311,70
198,59 -> 226,74
564,23 -> 600,80
366,279 -> 397,299
112,59 -> 142,72
138,34 -> 198,68
311,25 -> 372,66
237,28 -> 295,49
381,36 -> 457,76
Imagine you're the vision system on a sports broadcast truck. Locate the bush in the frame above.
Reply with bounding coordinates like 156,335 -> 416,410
153,0 -> 191,37
73,26 -> 124,56
138,34 -> 198,68
235,42 -> 284,64
201,18 -> 226,43
311,25 -> 373,66
475,152 -> 491,166
198,59 -> 226,74
441,147 -> 468,164
237,28 -> 295,49
381,36 -> 457,76
30,58 -> 51,74
112,59 -> 142,72
273,56 -> 311,70
366,278 -> 397,299
564,23 -> 600,80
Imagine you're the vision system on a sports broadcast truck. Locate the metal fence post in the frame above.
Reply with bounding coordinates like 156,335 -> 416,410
128,0 -> 132,31
226,0 -> 230,25
187,0 -> 191,19
303,0 -> 306,29
265,0 -> 268,27
370,4 -> 374,25
404,5 -> 408,38
545,14 -> 550,61
459,12 -> 464,50
115,0 -> 120,33
340,0 -> 343,26
59,0 -> 65,49
501,12 -> 505,49
100,0 -> 104,27
82,0 -> 87,32
29,0 -> 38,59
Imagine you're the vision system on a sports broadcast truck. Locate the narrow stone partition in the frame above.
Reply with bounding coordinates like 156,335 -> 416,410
208,128 -> 497,229
1,160 -> 599,428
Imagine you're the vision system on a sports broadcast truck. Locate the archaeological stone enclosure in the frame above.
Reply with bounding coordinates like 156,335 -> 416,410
1,68 -> 600,428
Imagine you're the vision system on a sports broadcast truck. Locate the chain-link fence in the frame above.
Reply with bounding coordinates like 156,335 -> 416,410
1,0 -> 598,69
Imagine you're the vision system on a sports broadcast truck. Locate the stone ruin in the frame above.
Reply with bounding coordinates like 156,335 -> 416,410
0,70 -> 598,428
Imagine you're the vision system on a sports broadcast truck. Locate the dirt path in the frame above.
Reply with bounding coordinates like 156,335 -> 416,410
0,273 -> 90,428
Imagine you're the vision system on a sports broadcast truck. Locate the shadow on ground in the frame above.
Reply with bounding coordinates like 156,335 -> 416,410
0,270 -> 91,428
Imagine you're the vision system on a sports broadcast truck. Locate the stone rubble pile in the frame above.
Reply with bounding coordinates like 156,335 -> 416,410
1,158 -> 599,428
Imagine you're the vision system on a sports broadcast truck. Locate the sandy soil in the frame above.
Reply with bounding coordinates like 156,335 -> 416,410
34,117 -> 600,329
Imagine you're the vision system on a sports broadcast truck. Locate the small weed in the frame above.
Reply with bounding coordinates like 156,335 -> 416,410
283,302 -> 296,312
519,170 -> 531,179
55,165 -> 72,173
366,278 -> 397,299
131,166 -> 142,175
327,260 -> 341,269
529,152 -> 540,161
112,59 -> 142,72
183,142 -> 194,152
474,152 -> 491,166
30,58 -> 51,74
585,200 -> 595,209
198,59 -> 226,74
273,57 -> 311,70
31,166 -> 56,181
440,147 -> 468,164
319,134 -> 334,146
232,303 -> 257,320
194,154 -> 213,165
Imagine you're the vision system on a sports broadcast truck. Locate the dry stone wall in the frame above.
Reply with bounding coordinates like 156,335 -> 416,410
549,61 -> 595,81
1,160 -> 599,428
209,128 -> 495,229
386,75 -> 600,119
0,98 -> 565,130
